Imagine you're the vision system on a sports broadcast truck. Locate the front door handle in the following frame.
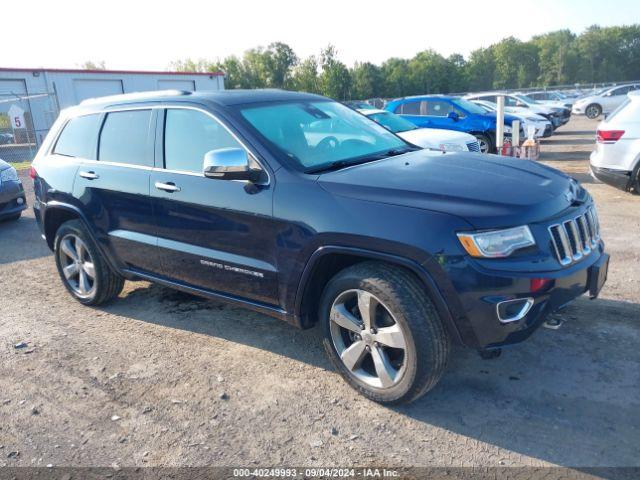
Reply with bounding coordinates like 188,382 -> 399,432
155,181 -> 181,193
79,171 -> 99,180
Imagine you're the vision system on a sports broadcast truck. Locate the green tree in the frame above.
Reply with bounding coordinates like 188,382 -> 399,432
319,45 -> 351,100
292,56 -> 320,93
380,58 -> 410,98
532,30 -> 578,85
492,37 -> 539,88
79,60 -> 106,70
406,50 -> 451,95
351,62 -> 383,99
465,47 -> 495,91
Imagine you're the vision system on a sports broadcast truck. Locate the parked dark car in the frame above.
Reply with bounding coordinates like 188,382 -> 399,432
0,159 -> 26,221
31,90 -> 609,404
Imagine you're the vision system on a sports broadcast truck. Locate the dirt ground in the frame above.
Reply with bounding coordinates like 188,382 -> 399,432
0,116 -> 638,470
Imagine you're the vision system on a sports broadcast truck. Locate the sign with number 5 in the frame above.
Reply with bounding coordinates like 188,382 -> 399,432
8,104 -> 26,130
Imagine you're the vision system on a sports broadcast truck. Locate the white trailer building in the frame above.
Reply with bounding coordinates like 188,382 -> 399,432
0,67 -> 225,152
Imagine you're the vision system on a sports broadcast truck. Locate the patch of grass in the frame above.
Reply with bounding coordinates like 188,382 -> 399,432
8,161 -> 31,171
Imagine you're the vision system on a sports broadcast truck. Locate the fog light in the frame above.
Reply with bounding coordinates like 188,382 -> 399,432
497,298 -> 534,323
17,197 -> 24,205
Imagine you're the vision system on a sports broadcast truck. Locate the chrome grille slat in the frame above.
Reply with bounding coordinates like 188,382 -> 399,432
548,207 -> 601,266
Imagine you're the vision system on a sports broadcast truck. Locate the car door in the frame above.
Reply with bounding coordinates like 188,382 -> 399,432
393,100 -> 430,127
150,106 -> 279,306
73,108 -> 161,274
423,100 -> 464,132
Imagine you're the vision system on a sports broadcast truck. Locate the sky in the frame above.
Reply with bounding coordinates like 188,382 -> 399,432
6,0 -> 640,71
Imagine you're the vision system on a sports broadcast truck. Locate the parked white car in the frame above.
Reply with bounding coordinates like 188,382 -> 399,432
464,92 -> 568,128
470,99 -> 553,138
527,91 -> 574,108
573,84 -> 640,119
358,109 -> 481,152
590,90 -> 640,193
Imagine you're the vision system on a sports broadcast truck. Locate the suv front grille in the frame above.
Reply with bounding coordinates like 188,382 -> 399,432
467,141 -> 480,152
548,206 -> 600,266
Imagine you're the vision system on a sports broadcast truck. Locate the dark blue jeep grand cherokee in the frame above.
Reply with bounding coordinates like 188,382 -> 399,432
31,90 -> 609,404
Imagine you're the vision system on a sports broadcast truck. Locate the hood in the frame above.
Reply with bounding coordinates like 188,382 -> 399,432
398,128 -> 476,149
481,111 -> 521,125
318,150 -> 577,229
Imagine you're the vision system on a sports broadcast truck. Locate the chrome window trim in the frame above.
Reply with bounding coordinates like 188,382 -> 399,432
47,104 -> 271,185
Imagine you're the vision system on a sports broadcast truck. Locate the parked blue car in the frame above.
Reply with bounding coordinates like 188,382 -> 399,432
385,95 -> 523,154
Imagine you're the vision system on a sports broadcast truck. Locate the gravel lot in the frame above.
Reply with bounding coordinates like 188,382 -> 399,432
0,116 -> 638,469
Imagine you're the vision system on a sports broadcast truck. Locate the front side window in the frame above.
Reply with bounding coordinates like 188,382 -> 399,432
425,100 -> 453,117
239,100 -> 408,171
452,98 -> 486,115
164,109 -> 242,172
53,114 -> 101,159
99,110 -> 152,166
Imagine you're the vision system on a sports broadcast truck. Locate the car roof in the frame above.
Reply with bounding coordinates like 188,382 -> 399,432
390,94 -> 457,102
77,89 -> 327,110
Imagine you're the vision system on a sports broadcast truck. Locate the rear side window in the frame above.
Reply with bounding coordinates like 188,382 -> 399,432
396,101 -> 421,115
53,114 -> 101,159
164,109 -> 242,173
99,110 -> 152,166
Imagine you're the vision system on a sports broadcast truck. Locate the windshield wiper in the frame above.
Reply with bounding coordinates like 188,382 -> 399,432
306,146 -> 418,174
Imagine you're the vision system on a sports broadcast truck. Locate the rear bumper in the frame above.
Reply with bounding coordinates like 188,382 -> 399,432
0,180 -> 27,219
445,245 -> 608,349
590,165 -> 631,191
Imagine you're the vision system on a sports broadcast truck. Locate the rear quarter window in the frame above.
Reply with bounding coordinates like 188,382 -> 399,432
53,114 -> 101,159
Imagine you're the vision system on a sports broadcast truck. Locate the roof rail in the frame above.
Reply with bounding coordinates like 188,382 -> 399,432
80,89 -> 191,105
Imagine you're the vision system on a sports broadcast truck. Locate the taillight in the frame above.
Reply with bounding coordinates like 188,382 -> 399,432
596,130 -> 625,143
29,166 -> 37,179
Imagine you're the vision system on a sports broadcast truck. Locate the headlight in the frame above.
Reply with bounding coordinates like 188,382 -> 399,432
457,226 -> 535,258
503,125 -> 512,133
439,143 -> 465,152
0,167 -> 19,183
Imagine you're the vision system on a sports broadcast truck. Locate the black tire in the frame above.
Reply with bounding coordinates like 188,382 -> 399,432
53,219 -> 124,306
585,103 -> 602,119
474,134 -> 493,154
631,163 -> 640,195
320,261 -> 450,404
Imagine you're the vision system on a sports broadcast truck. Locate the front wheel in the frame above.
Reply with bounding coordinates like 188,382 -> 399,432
474,134 -> 493,154
585,103 -> 602,119
320,262 -> 450,404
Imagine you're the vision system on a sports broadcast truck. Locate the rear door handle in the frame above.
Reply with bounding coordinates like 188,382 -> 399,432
79,171 -> 99,180
155,181 -> 181,193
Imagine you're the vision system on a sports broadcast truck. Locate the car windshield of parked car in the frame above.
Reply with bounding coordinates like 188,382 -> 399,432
366,111 -> 417,133
451,98 -> 486,115
240,101 -> 410,172
516,94 -> 539,105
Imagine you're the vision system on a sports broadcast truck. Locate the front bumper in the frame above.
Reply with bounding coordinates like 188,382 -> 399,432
590,165 -> 632,191
0,179 -> 27,220
445,244 -> 608,349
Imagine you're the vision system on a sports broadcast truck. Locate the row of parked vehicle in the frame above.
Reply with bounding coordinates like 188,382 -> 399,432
347,83 -> 639,158
347,89 -> 576,154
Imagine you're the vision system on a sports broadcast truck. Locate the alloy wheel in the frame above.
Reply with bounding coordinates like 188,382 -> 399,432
477,138 -> 490,154
58,234 -> 97,299
329,289 -> 408,389
586,105 -> 600,119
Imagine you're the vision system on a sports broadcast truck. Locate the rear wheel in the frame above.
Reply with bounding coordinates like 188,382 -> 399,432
585,104 -> 602,119
54,220 -> 124,305
320,262 -> 450,404
474,134 -> 493,154
631,164 -> 640,194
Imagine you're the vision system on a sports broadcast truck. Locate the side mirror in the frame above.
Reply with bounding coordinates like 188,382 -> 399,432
516,102 -> 528,108
447,111 -> 459,121
203,148 -> 262,182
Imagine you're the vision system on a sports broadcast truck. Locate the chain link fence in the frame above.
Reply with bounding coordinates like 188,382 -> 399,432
0,92 -> 59,165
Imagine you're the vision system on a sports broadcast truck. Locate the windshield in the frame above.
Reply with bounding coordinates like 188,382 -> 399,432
239,100 -> 408,172
451,98 -> 487,115
367,111 -> 417,133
